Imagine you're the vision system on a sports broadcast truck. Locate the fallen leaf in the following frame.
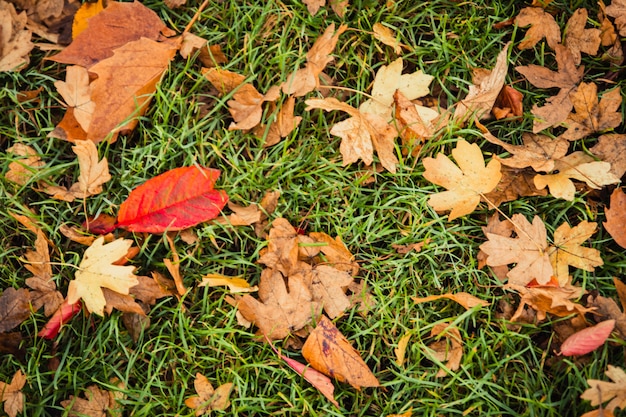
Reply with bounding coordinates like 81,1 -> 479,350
492,85 -> 524,119
0,288 -> 31,333
302,315 -> 380,389
534,151 -> 620,201
372,23 -> 404,54
202,67 -> 246,96
24,231 -> 63,316
61,385 -> 111,417
282,24 -> 347,97
38,299 -> 82,339
307,265 -> 353,319
0,370 -> 26,417
394,90 -> 441,156
564,8 -> 602,65
487,133 -> 569,172
529,89 -> 575,133
476,214 -> 514,280
590,133 -> 626,178
395,333 -> 411,366
586,292 -> 626,339
254,96 -> 302,147
454,43 -> 510,122
424,323 -> 463,377
184,373 -> 233,416
116,166 -> 228,233
422,139 -> 502,220
560,319 -> 615,356
580,365 -> 626,413
66,237 -> 139,316
479,214 -> 553,285
604,188 -> 626,249
164,233 -> 186,296
258,218 -> 300,276
5,143 -> 44,185
560,83 -> 622,141
0,1 -> 33,72
481,166 -> 548,208
199,274 -> 258,293
515,6 -> 561,50
547,220 -> 603,285
227,84 -> 280,130
0,333 -> 24,360
53,65 -> 95,132
606,0 -> 626,36
505,281 -> 591,321
412,292 -> 490,310
71,0 -> 105,39
309,232 -> 359,276
130,275 -> 175,305
218,201 -> 263,226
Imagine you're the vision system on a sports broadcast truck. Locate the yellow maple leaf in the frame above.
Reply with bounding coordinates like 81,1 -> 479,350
67,237 -> 139,316
423,139 -> 502,220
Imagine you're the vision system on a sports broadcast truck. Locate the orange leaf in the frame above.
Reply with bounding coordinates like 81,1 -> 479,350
302,315 -> 380,389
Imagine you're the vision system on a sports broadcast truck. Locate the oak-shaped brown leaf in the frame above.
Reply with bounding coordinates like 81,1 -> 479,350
560,83 -> 622,141
24,231 -> 63,316
48,1 -> 169,68
489,133 -> 569,172
515,7 -> 561,50
61,385 -> 111,417
302,315 -> 380,389
482,166 -> 549,208
282,24 -> 347,97
534,151 -> 620,200
0,1 -> 33,72
505,281 -> 591,321
0,370 -> 26,417
590,134 -> 626,179
604,188 -> 626,249
184,373 -> 233,416
0,288 -> 31,333
454,43 -> 510,122
564,8 -> 602,65
479,214 -> 553,285
54,65 -> 95,133
547,220 -> 602,285
423,139 -> 502,220
424,323 -> 463,377
66,237 -> 139,316
305,97 -> 399,173
236,269 -> 322,340
5,143 -> 44,185
606,0 -> 626,36
580,365 -> 626,414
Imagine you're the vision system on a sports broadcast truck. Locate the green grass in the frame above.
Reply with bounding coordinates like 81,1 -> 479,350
1,0 -> 625,416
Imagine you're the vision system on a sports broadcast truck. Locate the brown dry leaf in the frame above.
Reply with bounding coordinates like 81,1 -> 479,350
547,221 -> 602,285
560,83 -> 622,141
309,232 -> 359,276
66,237 -> 139,316
59,224 -> 98,246
129,275 -> 175,305
372,23 -> 404,54
165,0 -> 186,9
606,0 -> 626,36
236,269 -> 322,340
387,410 -> 413,417
282,24 -> 347,97
5,143 -> 44,185
307,265 -> 353,319
492,85 -> 524,119
347,281 -> 376,315
454,43 -> 510,122
586,291 -> 626,339
0,1 -> 33,72
488,133 -> 569,172
24,230 -> 63,316
302,315 -> 380,388
228,84 -> 280,131
531,89 -> 575,133
218,201 -> 263,226
604,188 -> 626,249
515,7 -> 561,50
477,214 -> 513,280
392,239 -> 430,254
590,134 -> 626,178
185,373 -> 233,416
394,90 -> 442,156
164,233 -> 187,296
422,139 -> 502,220
534,151 -> 620,201
505,281 -> 591,322
202,68 -> 246,96
479,214 -> 553,285
412,292 -> 490,310
254,96 -> 302,147
61,385 -> 111,417
580,365 -> 626,414
54,65 -> 95,132
48,1 -> 168,68
305,97 -> 399,172
0,288 -> 31,332
258,217 -> 300,276
0,370 -> 26,417
179,33 -> 227,68
424,323 -> 463,377
564,8 -> 602,65
199,274 -> 258,293
102,288 -> 145,316
482,166 -> 549,208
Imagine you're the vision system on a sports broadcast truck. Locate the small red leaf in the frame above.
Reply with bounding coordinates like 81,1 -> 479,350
39,300 -> 82,340
560,319 -> 615,356
116,166 -> 228,233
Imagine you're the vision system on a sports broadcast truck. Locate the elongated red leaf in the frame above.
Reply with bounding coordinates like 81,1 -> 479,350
560,319 -> 615,356
39,300 -> 82,340
116,166 -> 228,233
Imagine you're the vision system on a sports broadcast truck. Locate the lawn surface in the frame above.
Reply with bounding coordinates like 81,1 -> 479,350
1,0 -> 625,416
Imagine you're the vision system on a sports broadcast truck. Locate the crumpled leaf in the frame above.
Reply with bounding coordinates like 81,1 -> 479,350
0,288 -> 30,333
0,370 -> 26,417
423,139 -> 502,220
515,6 -> 561,50
228,84 -> 280,131
560,83 -> 622,141
66,237 -> 139,316
505,281 -> 591,322
302,315 -> 380,388
394,90 -> 442,156
60,385 -> 113,417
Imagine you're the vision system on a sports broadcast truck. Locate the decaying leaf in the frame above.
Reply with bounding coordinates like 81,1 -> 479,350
0,1 -> 33,72
66,237 -> 139,316
487,133 -> 569,173
590,134 -> 626,179
185,373 -> 233,416
202,67 -> 246,96
580,365 -> 626,414
477,214 -> 514,280
560,83 -> 622,141
515,6 -> 561,50
604,188 -> 626,249
534,151 -> 620,201
606,0 -> 626,36
394,90 -> 441,156
0,288 -> 31,333
54,65 -> 95,132
254,96 -> 302,147
0,370 -> 26,417
564,8 -> 601,66
482,166 -> 548,208
61,385 -> 114,417
302,315 -> 380,389
423,139 -> 502,220
24,230 -> 63,316
302,0 -> 347,17
5,143 -> 45,185
227,84 -> 280,131
412,292 -> 490,310
480,214 -> 553,285
505,281 -> 591,322
424,323 -> 463,377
